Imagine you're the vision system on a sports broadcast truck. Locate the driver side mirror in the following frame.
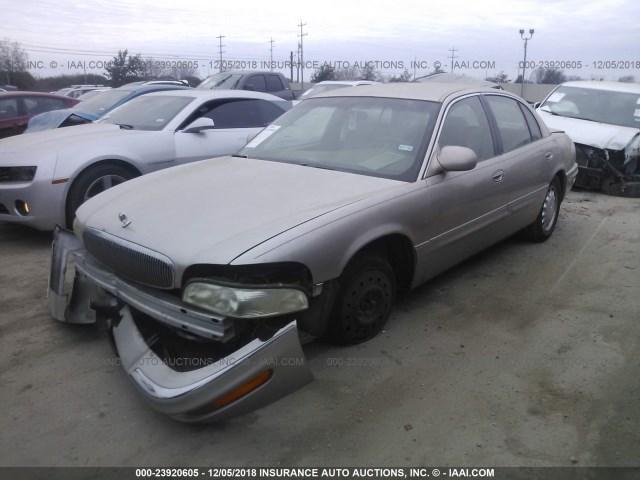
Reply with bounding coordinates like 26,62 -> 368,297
433,146 -> 478,174
182,117 -> 215,133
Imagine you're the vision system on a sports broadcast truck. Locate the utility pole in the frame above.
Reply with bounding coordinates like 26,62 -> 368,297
448,47 -> 458,72
268,38 -> 275,71
297,20 -> 307,90
290,51 -> 294,82
519,29 -> 534,97
217,35 -> 225,72
296,43 -> 300,82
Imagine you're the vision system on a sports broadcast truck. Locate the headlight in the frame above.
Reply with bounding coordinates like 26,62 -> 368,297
182,282 -> 309,318
0,166 -> 37,183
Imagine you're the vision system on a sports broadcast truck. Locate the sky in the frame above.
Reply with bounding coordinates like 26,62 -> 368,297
2,0 -> 639,83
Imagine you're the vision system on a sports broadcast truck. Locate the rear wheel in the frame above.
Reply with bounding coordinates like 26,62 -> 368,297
325,253 -> 396,345
65,164 -> 135,228
523,177 -> 561,242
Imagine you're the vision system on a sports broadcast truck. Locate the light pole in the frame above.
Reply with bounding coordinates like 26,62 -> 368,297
519,28 -> 534,97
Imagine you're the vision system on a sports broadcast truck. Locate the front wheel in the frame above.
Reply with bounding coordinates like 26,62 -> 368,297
65,164 -> 136,228
325,253 -> 396,345
522,177 -> 561,242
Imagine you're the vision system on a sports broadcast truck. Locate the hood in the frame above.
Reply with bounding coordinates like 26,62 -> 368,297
26,109 -> 98,132
0,123 -> 148,155
76,156 -> 401,270
537,109 -> 640,151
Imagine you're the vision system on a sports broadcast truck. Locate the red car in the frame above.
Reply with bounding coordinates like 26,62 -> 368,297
0,92 -> 79,139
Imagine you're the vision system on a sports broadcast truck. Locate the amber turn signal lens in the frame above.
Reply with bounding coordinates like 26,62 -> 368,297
213,369 -> 273,410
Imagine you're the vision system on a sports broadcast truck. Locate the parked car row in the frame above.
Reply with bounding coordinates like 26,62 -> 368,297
4,76 -> 638,423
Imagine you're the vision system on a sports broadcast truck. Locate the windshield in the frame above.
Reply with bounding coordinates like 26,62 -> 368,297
239,96 -> 439,181
75,89 -> 132,116
101,95 -> 194,131
197,73 -> 243,90
540,85 -> 640,129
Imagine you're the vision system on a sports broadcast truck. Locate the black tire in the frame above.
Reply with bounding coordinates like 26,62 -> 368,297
65,164 -> 135,228
523,177 -> 562,242
325,252 -> 396,345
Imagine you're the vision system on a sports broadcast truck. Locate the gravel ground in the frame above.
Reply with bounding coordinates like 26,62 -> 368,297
0,190 -> 638,467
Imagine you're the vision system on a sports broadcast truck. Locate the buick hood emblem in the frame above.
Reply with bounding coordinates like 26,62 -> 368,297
119,212 -> 131,228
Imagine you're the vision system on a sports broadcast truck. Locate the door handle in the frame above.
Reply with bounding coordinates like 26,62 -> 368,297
545,151 -> 553,160
492,170 -> 505,182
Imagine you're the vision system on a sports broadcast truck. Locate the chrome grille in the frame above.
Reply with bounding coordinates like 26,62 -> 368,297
83,228 -> 175,288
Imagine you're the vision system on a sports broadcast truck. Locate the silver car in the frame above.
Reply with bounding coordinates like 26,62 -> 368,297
0,90 -> 289,230
49,83 -> 578,422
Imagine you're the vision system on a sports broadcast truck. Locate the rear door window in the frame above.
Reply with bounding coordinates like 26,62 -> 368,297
485,96 -> 533,153
245,75 -> 266,93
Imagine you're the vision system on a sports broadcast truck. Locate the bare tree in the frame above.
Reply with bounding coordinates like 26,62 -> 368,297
169,64 -> 199,83
0,38 -> 29,85
141,57 -> 170,80
334,66 -> 361,80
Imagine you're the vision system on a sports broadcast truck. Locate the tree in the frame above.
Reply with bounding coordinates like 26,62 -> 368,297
534,67 -> 566,84
104,50 -> 147,87
169,65 -> 199,84
359,62 -> 379,81
388,69 -> 412,82
311,64 -> 336,82
335,66 -> 361,80
0,38 -> 29,86
486,71 -> 510,83
618,75 -> 635,83
34,73 -> 108,92
140,57 -> 170,80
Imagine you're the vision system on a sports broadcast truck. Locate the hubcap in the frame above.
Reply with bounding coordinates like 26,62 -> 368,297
541,185 -> 558,233
84,174 -> 127,202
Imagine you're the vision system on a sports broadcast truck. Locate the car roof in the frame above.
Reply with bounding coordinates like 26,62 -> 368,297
557,81 -> 640,94
141,89 -> 287,101
114,84 -> 191,93
211,71 -> 281,76
314,81 -> 379,86
414,73 -> 502,89
316,82 -> 506,102
0,91 -> 75,99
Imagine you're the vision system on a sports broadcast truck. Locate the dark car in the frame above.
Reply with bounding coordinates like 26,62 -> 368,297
0,92 -> 79,139
26,84 -> 191,132
197,71 -> 296,100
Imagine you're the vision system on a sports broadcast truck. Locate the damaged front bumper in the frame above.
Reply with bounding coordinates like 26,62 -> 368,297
574,142 -> 640,197
48,226 -> 314,422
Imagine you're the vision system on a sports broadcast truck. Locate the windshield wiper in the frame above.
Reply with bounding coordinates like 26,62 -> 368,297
117,124 -> 134,130
300,163 -> 334,171
232,154 -> 248,158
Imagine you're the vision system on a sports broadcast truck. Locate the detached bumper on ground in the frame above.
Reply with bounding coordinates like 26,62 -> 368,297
48,226 -> 313,422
